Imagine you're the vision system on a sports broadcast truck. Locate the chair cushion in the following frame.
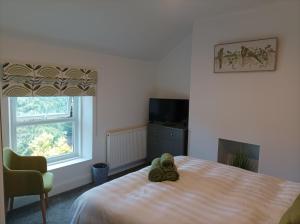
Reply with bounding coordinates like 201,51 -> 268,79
43,172 -> 54,193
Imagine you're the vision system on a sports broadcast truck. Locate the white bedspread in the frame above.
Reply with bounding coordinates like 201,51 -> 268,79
71,156 -> 300,224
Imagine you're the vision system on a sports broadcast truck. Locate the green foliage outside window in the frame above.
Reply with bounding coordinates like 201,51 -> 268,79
14,97 -> 74,158
16,97 -> 70,117
29,132 -> 71,157
16,123 -> 73,157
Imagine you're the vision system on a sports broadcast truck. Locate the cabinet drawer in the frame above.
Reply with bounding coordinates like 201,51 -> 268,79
147,124 -> 187,162
148,125 -> 184,140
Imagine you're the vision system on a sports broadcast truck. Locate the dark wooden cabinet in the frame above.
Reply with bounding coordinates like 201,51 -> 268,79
147,123 -> 188,162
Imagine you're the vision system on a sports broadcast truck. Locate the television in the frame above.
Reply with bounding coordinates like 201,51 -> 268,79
149,98 -> 189,124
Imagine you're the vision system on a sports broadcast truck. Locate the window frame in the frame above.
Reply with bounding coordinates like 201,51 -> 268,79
9,96 -> 82,164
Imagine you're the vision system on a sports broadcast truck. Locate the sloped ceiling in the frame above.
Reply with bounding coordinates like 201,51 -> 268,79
0,0 -> 280,61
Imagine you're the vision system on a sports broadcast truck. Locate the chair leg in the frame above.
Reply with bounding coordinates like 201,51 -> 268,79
9,197 -> 14,211
45,193 -> 48,208
40,194 -> 47,224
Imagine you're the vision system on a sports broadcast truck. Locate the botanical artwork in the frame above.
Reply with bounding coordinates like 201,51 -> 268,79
214,38 -> 277,73
1,62 -> 97,96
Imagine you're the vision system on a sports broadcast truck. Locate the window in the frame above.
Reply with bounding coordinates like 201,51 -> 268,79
9,96 -> 81,163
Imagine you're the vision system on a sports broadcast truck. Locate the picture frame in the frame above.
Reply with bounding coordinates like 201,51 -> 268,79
214,37 -> 278,73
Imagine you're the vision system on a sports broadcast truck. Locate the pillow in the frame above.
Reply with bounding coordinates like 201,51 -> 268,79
280,194 -> 300,224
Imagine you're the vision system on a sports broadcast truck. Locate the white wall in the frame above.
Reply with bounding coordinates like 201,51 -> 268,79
154,35 -> 192,99
189,1 -> 300,181
0,34 -> 156,200
0,31 -> 193,208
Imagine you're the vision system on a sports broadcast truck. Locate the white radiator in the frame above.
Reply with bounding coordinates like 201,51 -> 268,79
106,125 -> 147,170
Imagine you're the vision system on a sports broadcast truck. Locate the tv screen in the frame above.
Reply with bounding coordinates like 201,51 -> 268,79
149,98 -> 189,123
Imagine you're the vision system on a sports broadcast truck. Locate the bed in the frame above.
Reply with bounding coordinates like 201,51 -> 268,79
71,156 -> 300,224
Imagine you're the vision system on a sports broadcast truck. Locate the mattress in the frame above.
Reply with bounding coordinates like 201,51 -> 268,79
71,156 -> 300,224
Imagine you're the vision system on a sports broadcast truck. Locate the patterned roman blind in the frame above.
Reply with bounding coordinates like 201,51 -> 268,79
1,62 -> 97,96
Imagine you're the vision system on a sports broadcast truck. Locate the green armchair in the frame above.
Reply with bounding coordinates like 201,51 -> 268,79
3,148 -> 53,224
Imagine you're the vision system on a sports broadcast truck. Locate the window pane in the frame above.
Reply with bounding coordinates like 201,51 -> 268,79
16,122 -> 74,158
15,97 -> 71,122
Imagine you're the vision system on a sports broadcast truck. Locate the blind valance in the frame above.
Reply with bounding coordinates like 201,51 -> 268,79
1,62 -> 97,96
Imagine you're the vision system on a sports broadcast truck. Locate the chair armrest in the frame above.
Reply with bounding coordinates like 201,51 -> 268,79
4,170 -> 44,197
18,156 -> 47,173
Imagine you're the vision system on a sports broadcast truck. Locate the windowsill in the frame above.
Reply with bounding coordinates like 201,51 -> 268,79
48,157 -> 92,171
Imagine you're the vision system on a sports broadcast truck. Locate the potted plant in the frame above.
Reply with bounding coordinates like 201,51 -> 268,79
230,150 -> 250,170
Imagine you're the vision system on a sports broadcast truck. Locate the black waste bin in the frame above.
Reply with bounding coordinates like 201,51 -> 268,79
92,163 -> 109,185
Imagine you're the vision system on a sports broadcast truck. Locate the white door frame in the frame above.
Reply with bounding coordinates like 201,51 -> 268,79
0,119 -> 5,224
0,67 -> 6,223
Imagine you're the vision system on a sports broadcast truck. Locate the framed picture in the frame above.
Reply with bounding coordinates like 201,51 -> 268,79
214,38 -> 278,73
